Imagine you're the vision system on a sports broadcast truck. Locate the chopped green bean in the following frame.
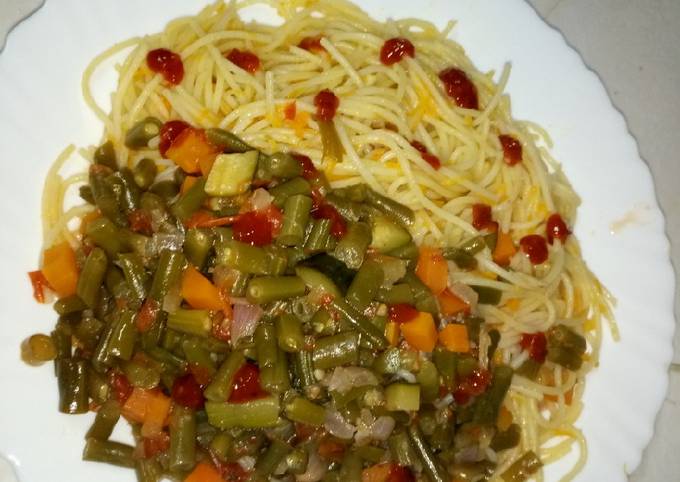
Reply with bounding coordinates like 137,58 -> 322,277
184,228 -> 213,269
167,309 -> 212,337
408,425 -> 447,482
501,451 -> 542,482
116,253 -> 148,302
169,405 -> 196,472
385,383 -> 420,412
346,259 -> 384,311
83,438 -> 135,468
278,194 -> 312,246
276,313 -> 304,352
204,350 -> 245,402
313,331 -> 359,369
77,247 -> 108,308
366,188 -> 415,227
86,400 -> 120,440
330,298 -> 387,350
171,177 -> 207,221
333,222 -> 371,270
473,365 -> 513,425
125,117 -> 162,149
376,283 -> 414,305
205,397 -> 281,429
285,397 -> 326,426
94,141 -> 118,170
149,249 -> 185,301
471,285 -> 502,305
270,177 -> 311,207
57,358 -> 89,414
205,127 -> 252,153
107,310 -> 137,361
246,276 -> 306,304
86,218 -> 123,256
132,158 -> 158,190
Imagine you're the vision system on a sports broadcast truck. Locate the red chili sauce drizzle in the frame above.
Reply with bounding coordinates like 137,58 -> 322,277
232,206 -> 283,246
472,203 -> 494,231
520,332 -> 548,363
499,134 -> 522,166
314,89 -> 339,121
546,213 -> 571,245
380,38 -> 415,65
146,48 -> 184,85
298,36 -> 325,53
159,120 -> 190,157
410,140 -> 441,170
226,48 -> 260,74
519,234 -> 549,265
438,67 -> 478,110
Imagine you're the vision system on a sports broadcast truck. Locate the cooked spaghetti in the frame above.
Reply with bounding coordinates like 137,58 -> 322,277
27,1 -> 615,481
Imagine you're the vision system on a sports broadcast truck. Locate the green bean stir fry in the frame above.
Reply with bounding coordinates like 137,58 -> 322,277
26,116 -> 587,482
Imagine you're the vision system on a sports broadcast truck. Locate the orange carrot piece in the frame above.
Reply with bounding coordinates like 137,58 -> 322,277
437,288 -> 469,316
384,321 -> 400,347
180,175 -> 199,195
400,311 -> 437,352
438,324 -> 470,353
181,265 -> 225,311
493,230 -> 516,266
166,127 -> 219,175
415,246 -> 448,295
41,241 -> 78,297
121,388 -> 171,425
361,463 -> 393,482
184,462 -> 224,482
79,210 -> 101,235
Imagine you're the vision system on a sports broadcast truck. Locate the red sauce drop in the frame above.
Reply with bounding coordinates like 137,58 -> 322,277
135,298 -> 160,333
28,270 -> 49,303
146,48 -> 184,85
438,67 -> 479,110
292,153 -> 318,180
410,140 -> 441,170
141,432 -> 170,459
472,203 -> 493,231
546,213 -> 571,245
311,200 -> 347,238
387,465 -> 416,482
232,206 -> 282,246
499,134 -> 522,166
520,332 -> 548,363
159,120 -> 190,157
228,362 -> 267,403
171,373 -> 205,409
380,38 -> 415,66
284,101 -> 297,120
218,462 -> 250,482
314,89 -> 339,121
453,368 -> 491,405
388,303 -> 419,324
109,371 -> 133,404
226,48 -> 260,74
519,234 -> 549,265
127,209 -> 153,236
298,36 -> 325,53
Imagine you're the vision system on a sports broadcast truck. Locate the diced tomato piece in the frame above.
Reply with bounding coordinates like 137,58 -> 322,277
292,153 -> 319,180
28,270 -> 50,303
141,431 -> 170,459
387,465 -> 416,482
228,362 -> 267,403
453,368 -> 491,405
128,209 -> 153,236
311,202 -> 347,238
520,332 -> 547,363
232,205 -> 283,246
388,303 -> 419,324
109,371 -> 133,404
171,373 -> 205,410
318,437 -> 346,462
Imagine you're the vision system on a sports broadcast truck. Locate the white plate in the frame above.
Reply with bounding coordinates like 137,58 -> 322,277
0,1 -> 674,481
